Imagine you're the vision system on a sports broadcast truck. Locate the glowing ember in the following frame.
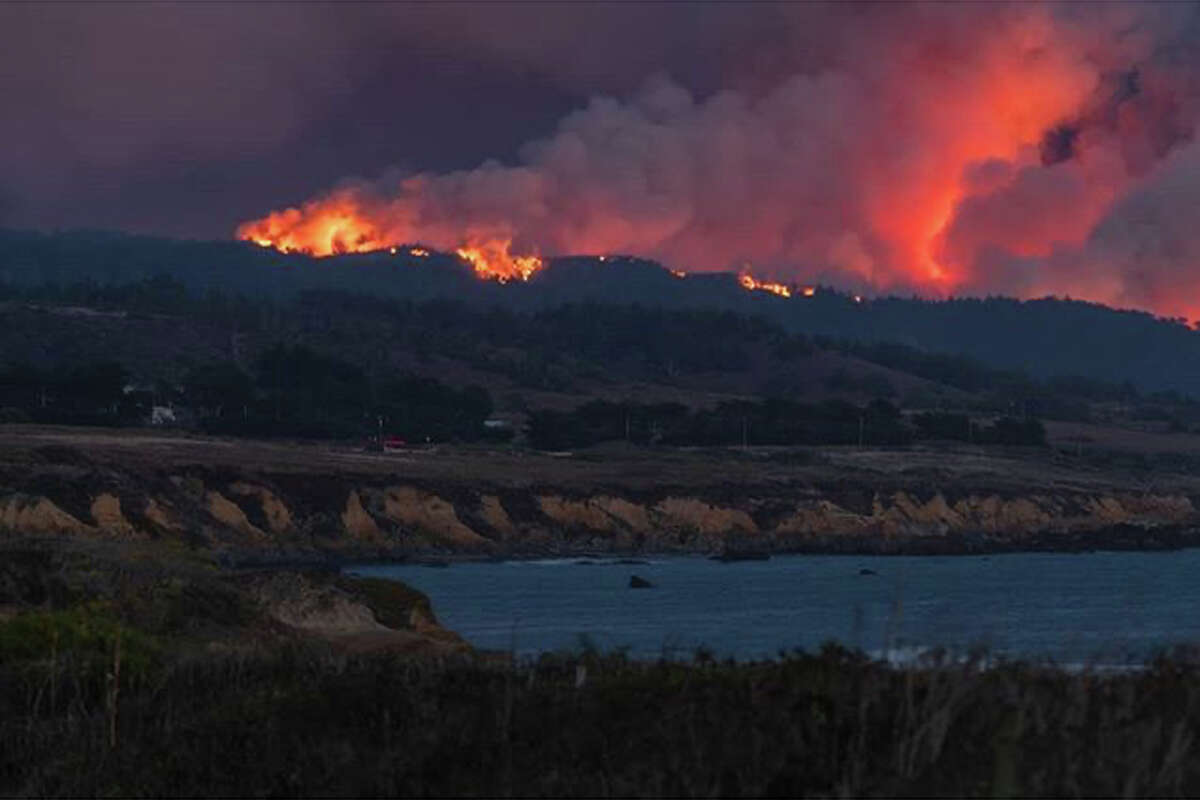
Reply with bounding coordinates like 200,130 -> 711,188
739,272 -> 792,298
454,240 -> 543,283
801,287 -> 816,297
670,269 -> 687,279
409,248 -> 430,258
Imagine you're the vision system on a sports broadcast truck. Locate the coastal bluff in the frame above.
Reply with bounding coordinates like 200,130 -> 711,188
3,427 -> 1199,557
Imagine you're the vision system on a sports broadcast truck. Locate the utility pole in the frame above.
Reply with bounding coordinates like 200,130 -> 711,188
858,413 -> 865,449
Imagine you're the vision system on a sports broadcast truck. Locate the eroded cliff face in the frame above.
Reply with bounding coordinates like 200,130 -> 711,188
2,462 -> 1196,555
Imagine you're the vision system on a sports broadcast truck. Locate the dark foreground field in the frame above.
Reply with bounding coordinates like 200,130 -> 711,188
3,541 -> 1200,797
7,637 -> 1200,797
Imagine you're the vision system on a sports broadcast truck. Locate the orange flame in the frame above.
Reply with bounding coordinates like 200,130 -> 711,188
455,240 -> 543,283
739,272 -> 792,298
236,199 -> 384,256
235,198 -> 543,282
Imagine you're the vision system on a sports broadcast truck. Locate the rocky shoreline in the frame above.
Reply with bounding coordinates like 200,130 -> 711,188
212,520 -> 1200,570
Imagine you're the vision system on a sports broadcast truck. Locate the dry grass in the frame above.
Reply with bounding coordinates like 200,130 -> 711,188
4,538 -> 1200,796
3,424 -> 1198,497
5,641 -> 1200,797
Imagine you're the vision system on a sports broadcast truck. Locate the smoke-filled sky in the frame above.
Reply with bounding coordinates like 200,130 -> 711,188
7,3 -> 1200,318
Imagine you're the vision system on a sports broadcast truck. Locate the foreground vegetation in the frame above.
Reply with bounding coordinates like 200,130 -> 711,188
2,542 -> 1200,797
7,636 -> 1200,797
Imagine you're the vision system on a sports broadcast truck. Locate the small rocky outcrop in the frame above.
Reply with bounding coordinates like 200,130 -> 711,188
0,541 -> 472,661
245,571 -> 468,655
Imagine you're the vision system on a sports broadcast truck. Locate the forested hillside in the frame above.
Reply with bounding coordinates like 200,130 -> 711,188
2,229 -> 1198,393
3,269 -> 1198,447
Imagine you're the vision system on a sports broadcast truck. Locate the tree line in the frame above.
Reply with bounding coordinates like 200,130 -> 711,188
0,347 -> 498,443
2,273 -> 1198,436
7,227 -> 1200,395
528,399 -> 1046,450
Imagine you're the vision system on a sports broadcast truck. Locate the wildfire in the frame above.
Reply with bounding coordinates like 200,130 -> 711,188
236,199 -> 385,256
235,197 -> 544,282
228,3 -> 1200,318
454,240 -> 543,283
670,269 -> 687,279
739,272 -> 792,298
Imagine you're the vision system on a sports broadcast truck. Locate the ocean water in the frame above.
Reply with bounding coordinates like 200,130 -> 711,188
346,550 -> 1200,665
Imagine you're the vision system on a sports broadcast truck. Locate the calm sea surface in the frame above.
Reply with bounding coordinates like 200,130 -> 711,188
346,550 -> 1200,665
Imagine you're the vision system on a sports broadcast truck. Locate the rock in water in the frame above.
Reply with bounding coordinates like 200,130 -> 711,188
710,550 -> 770,562
629,575 -> 654,589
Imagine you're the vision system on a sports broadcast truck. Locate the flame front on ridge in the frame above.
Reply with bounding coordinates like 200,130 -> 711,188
739,272 -> 792,298
236,202 -> 543,283
454,240 -> 543,283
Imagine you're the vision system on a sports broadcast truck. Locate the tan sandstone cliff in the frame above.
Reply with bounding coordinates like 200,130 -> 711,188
2,472 -> 1195,556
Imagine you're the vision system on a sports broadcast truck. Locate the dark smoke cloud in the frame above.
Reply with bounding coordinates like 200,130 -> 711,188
0,2 -> 796,237
7,3 -> 1200,317
0,3 -> 633,236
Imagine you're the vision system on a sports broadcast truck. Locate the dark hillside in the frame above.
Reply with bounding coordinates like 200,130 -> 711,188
4,228 -> 1200,393
5,270 -> 1200,447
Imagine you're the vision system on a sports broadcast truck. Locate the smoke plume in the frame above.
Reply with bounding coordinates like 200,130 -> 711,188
237,3 -> 1200,318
